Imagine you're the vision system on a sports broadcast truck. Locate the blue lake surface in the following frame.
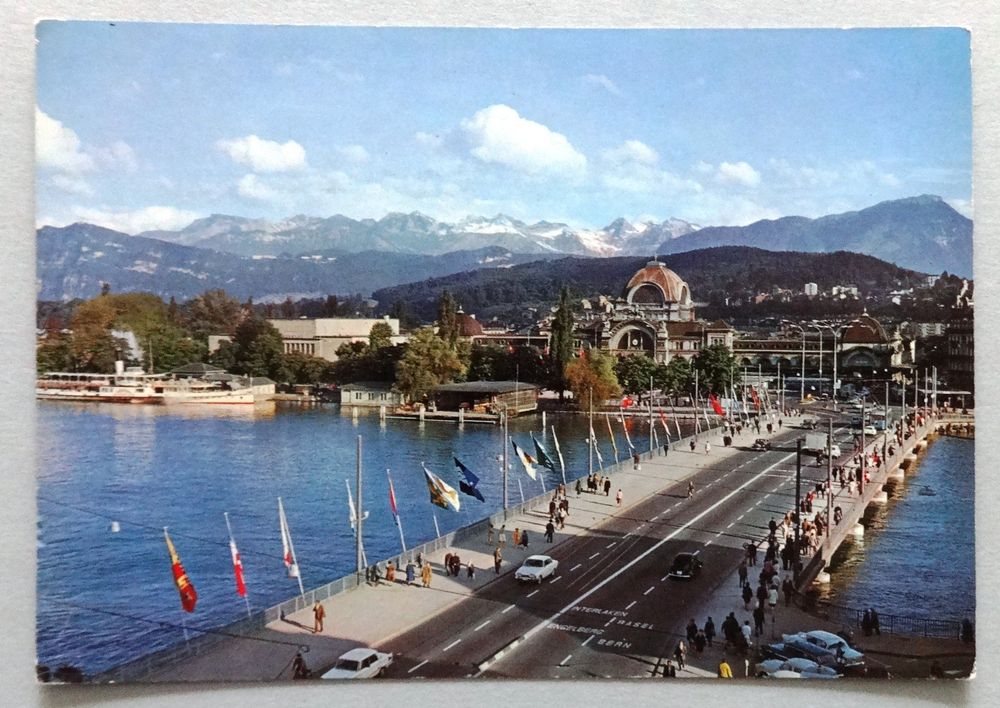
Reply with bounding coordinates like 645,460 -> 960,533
36,401 -> 663,674
818,435 -> 975,622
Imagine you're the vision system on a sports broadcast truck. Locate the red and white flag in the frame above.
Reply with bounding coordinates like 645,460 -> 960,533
388,475 -> 400,518
278,498 -> 300,579
709,393 -> 726,417
229,538 -> 247,598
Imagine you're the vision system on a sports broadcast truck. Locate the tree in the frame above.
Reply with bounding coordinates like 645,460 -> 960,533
369,321 -> 394,351
614,355 -> 658,397
695,344 -> 740,395
284,351 -> 332,385
395,327 -> 466,401
654,357 -> 694,399
183,289 -> 243,343
231,317 -> 289,381
564,349 -> 621,410
436,290 -> 459,350
548,286 -> 575,399
209,339 -> 237,372
68,296 -> 121,372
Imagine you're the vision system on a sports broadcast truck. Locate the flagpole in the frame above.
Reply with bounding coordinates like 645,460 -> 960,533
279,498 -> 305,597
387,469 -> 408,560
502,405 -> 509,517
552,425 -> 567,485
345,479 -> 367,567
356,435 -> 364,584
588,386 -> 594,477
517,478 -> 525,503
649,375 -> 654,454
432,512 -> 441,538
693,368 -> 700,439
224,512 -> 252,618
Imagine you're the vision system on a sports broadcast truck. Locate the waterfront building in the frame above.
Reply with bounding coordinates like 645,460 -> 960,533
946,317 -> 974,395
339,381 -> 405,407
210,316 -> 406,362
432,381 -> 539,415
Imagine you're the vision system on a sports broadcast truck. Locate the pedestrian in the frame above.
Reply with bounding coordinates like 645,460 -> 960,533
604,478 -> 612,496
421,562 -> 432,588
871,608 -> 881,635
704,616 -> 716,647
861,609 -> 872,636
742,583 -> 753,610
487,522 -> 494,546
520,530 -> 530,548
687,480 -> 694,498
416,551 -> 424,568
545,520 -> 555,543
756,582 -> 768,607
663,659 -> 677,678
673,640 -> 687,669
753,605 -> 765,636
769,518 -> 777,536
704,441 -> 711,455
717,658 -> 733,678
741,620 -> 753,649
467,561 -> 476,579
694,629 -> 707,653
738,559 -> 748,587
292,652 -> 310,679
615,488 -> 623,506
513,527 -> 521,547
443,553 -> 453,575
558,506 -> 567,529
451,553 -> 461,577
686,618 -> 698,644
493,547 -> 502,574
575,478 -> 582,496
405,560 -> 416,586
386,560 -> 396,583
498,524 -> 507,548
312,601 -> 326,634
747,540 -> 757,566
633,452 -> 641,470
778,418 -> 783,429
768,584 -> 778,611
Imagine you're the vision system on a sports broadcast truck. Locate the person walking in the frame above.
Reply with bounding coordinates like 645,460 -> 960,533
312,602 -> 326,634
768,584 -> 778,611
292,652 -> 310,679
405,560 -> 416,586
738,559 -> 748,587
604,478 -> 612,496
421,561 -> 432,588
493,547 -> 502,575
717,658 -> 733,678
520,530 -> 530,548
686,618 -> 698,644
704,617 -> 716,647
690,439 -> 697,452
753,605 -> 765,636
545,520 -> 555,543
742,583 -> 753,611
673,640 -> 687,670
871,608 -> 881,635
687,480 -> 694,498
782,576 -> 794,606
633,452 -> 641,470
512,528 -> 521,547
704,441 -> 711,455
498,525 -> 507,548
694,629 -> 707,653
861,609 -> 872,636
741,620 -> 753,649
615,488 -> 623,506
487,522 -> 495,546
467,561 -> 476,579
575,478 -> 582,496
386,560 -> 396,583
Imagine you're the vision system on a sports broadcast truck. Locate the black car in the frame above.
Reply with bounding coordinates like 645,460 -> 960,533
667,552 -> 703,580
751,438 -> 771,451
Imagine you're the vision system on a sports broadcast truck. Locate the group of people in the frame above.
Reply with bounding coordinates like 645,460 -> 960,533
584,473 -> 613,496
365,555 -> 435,588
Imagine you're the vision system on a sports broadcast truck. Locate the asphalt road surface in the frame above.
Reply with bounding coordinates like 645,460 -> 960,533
381,414 -> 858,679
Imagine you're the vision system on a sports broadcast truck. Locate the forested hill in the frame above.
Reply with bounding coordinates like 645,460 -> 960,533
372,247 -> 929,322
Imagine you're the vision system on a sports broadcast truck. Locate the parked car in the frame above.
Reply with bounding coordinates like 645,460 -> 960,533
862,425 -> 878,437
515,554 -> 559,583
320,647 -> 394,679
667,552 -> 703,580
755,658 -> 839,679
751,438 -> 771,451
782,630 -> 865,666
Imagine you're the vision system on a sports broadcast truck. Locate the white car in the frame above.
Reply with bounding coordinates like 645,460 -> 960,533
320,647 -> 394,679
862,425 -> 878,437
515,554 -> 559,583
782,630 -> 865,666
757,657 -> 840,679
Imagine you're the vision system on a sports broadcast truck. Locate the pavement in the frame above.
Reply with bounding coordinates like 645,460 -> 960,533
140,406 -> 974,682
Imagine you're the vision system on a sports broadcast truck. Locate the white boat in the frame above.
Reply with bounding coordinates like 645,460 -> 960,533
37,363 -> 163,404
159,382 -> 255,405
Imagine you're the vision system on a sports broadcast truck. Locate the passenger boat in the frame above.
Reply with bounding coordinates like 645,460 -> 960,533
158,380 -> 255,405
36,363 -> 163,404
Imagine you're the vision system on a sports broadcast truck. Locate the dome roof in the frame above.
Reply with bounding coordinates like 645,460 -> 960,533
623,260 -> 690,304
455,312 -> 484,337
843,313 -> 888,344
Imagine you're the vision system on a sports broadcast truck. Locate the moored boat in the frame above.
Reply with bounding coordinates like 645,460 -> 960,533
37,363 -> 163,404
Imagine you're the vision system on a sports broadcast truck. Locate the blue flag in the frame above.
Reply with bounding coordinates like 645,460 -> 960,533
454,456 -> 485,502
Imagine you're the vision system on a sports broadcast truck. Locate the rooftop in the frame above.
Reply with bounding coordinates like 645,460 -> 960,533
434,381 -> 539,394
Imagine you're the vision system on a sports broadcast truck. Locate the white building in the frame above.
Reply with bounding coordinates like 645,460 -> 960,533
804,282 -> 818,297
208,316 -> 406,362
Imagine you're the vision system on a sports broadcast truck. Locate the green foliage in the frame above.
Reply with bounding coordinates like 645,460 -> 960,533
284,351 -> 333,385
209,339 -> 237,372
613,354 -> 658,396
395,327 -> 466,401
182,289 -> 243,343
565,349 -> 621,410
548,286 -> 575,398
467,344 -> 548,384
231,317 -> 289,381
68,297 -> 122,372
436,291 -> 459,350
654,357 -> 694,396
695,344 -> 740,395
369,321 -> 394,351
36,334 -> 73,373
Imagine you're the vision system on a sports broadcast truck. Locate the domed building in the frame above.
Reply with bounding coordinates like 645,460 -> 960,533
573,260 -> 733,363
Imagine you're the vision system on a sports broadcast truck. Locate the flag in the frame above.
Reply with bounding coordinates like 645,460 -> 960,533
551,426 -> 567,483
346,479 -> 359,531
620,412 -> 635,454
229,538 -> 247,598
164,528 -> 197,613
605,415 -> 619,458
510,438 -> 538,480
278,499 -> 300,579
531,433 -> 556,470
589,424 -> 605,467
388,474 -> 400,517
454,456 -> 486,502
658,410 -> 672,441
750,386 -> 761,411
622,396 -> 634,409
422,463 -> 461,511
709,393 -> 726,417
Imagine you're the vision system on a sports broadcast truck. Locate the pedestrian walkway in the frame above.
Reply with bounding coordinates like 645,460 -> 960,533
134,414 -> 805,682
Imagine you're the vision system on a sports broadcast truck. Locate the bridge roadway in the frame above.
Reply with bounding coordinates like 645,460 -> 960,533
381,421 -> 844,679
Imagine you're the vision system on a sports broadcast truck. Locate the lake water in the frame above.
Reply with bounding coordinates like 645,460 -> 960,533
36,401 -> 669,675
817,435 -> 975,623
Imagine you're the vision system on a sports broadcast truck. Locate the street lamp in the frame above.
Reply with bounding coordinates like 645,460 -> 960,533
812,318 -> 876,411
782,321 -> 807,403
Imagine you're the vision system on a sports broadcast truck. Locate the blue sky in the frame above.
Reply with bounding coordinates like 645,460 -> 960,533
35,24 -> 971,233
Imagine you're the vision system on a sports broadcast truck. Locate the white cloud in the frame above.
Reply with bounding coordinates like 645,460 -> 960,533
601,167 -> 702,195
216,134 -> 307,173
237,174 -> 278,201
337,144 -> 370,164
460,104 -> 587,177
93,140 -> 139,173
65,205 -> 201,234
693,160 -> 715,175
946,197 -> 973,218
49,174 -> 94,197
602,140 -> 659,166
715,161 -> 761,187
415,131 -> 443,149
36,109 -> 95,173
878,172 -> 901,188
768,158 -> 839,188
582,73 -> 621,96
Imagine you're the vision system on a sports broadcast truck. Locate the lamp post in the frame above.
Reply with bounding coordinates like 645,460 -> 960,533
814,318 -> 874,411
782,321 -> 807,403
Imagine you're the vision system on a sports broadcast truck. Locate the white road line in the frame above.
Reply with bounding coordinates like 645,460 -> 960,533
661,574 -> 670,581
582,635 -> 595,647
605,618 -> 616,627
474,620 -> 491,632
737,514 -> 745,521
755,499 -> 764,506
501,604 -> 515,614
715,531 -> 724,538
551,576 -> 562,584
637,523 -> 646,530
570,563 -> 582,572
510,449 -> 800,656
745,506 -> 755,513
625,600 -> 637,610
606,542 -> 616,549
527,589 -> 539,598
408,660 -> 428,674
589,552 -> 600,559
703,539 -> 713,547
726,522 -> 735,529
442,639 -> 462,652
644,586 -> 655,595
559,654 -> 572,666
